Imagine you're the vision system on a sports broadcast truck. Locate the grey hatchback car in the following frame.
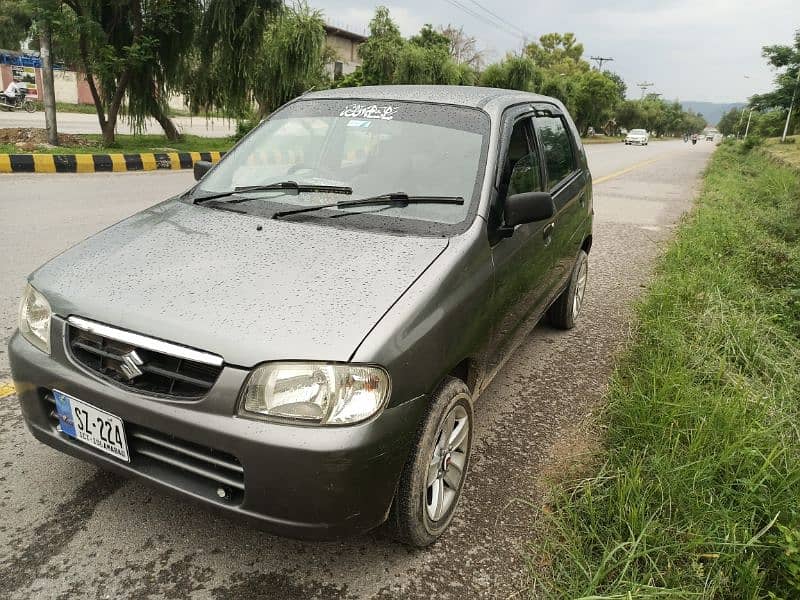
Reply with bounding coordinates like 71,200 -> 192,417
10,86 -> 592,546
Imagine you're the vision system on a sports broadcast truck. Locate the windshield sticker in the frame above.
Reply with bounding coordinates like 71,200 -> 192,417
346,119 -> 372,128
339,104 -> 397,120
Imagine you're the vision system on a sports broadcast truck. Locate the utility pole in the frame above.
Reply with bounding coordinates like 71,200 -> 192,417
781,67 -> 800,142
637,81 -> 654,98
39,17 -> 58,146
590,56 -> 614,71
744,107 -> 756,139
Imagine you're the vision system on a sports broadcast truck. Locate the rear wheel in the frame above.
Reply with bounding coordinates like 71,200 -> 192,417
388,377 -> 473,547
23,100 -> 36,113
548,249 -> 589,330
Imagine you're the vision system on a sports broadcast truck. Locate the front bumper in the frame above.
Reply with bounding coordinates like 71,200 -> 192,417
9,319 -> 426,539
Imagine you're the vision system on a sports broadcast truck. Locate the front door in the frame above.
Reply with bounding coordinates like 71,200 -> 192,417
484,113 -> 557,382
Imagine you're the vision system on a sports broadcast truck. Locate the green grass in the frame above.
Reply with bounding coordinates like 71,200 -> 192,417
533,143 -> 800,598
765,136 -> 800,171
0,133 -> 234,155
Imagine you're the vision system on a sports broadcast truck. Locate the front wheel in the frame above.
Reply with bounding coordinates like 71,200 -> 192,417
388,377 -> 473,547
548,249 -> 589,330
23,100 -> 36,113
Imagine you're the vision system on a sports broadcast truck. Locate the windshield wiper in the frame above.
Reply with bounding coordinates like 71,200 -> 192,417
271,192 -> 464,219
194,181 -> 352,204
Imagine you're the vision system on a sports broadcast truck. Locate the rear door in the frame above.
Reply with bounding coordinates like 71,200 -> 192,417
532,106 -> 588,290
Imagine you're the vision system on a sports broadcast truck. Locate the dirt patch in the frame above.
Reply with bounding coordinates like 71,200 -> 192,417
535,418 -> 604,501
0,127 -> 95,151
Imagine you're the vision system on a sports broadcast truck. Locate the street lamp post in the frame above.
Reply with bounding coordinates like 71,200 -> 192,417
781,67 -> 800,142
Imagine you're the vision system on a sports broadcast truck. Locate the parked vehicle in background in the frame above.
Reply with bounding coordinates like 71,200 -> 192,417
625,128 -> 649,145
10,85 -> 593,547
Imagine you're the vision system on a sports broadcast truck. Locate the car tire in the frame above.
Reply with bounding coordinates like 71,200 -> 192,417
548,249 -> 589,330
388,376 -> 473,547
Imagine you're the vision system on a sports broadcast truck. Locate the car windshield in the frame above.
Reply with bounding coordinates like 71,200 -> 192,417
631,129 -> 646,134
195,99 -> 490,235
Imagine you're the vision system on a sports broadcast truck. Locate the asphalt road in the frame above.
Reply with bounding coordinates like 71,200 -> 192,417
0,139 -> 716,599
0,110 -> 235,138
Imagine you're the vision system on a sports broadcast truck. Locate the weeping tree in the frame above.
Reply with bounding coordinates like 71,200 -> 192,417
188,0 -> 282,116
249,4 -> 328,117
358,6 -> 403,85
62,0 -> 200,144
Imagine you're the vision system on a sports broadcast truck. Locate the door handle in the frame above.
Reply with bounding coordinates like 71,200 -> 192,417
578,192 -> 586,206
543,222 -> 555,239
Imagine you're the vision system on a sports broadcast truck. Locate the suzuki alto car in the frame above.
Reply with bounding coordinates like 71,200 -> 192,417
10,86 -> 593,547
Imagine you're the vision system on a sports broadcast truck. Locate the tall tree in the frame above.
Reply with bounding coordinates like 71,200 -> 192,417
439,24 -> 483,69
250,4 -> 327,117
525,32 -> 587,73
63,0 -> 201,144
409,23 -> 449,50
358,6 -> 404,85
189,0 -> 280,117
0,0 -> 31,50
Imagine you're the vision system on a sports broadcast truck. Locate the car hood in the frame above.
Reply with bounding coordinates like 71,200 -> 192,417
31,200 -> 449,367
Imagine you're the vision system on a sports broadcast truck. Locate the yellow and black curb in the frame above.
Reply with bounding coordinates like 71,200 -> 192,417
0,151 -> 224,174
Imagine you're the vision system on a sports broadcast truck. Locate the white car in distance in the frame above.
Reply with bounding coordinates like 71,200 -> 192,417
625,128 -> 649,146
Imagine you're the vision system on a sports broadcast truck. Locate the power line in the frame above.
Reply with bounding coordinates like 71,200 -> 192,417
441,0 -> 528,43
462,0 -> 529,39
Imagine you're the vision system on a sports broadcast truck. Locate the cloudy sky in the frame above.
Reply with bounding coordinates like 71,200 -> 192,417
313,0 -> 798,103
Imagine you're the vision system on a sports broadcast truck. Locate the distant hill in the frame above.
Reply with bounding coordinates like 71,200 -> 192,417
680,101 -> 746,126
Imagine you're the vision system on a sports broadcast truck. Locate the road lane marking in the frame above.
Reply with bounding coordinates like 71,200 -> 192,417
592,155 -> 671,185
0,381 -> 16,399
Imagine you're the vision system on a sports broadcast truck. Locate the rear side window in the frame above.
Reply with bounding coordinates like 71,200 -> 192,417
535,116 -> 577,189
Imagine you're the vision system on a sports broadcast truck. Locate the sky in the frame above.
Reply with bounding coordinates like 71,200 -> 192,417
313,0 -> 799,103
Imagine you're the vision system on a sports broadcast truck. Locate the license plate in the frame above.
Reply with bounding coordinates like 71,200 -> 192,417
53,390 -> 129,462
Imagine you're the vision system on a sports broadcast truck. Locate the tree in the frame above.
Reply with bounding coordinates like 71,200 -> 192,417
603,70 -> 626,102
394,43 -> 458,85
409,23 -> 449,51
572,70 -> 620,134
750,29 -> 800,138
190,0 -> 282,117
480,55 -> 539,91
717,107 -> 743,136
525,32 -> 587,74
62,0 -> 202,144
0,0 -> 31,50
250,4 -> 327,117
358,6 -> 404,85
439,25 -> 483,69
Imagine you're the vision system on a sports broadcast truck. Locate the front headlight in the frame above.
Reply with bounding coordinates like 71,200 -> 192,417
239,362 -> 390,425
19,283 -> 52,354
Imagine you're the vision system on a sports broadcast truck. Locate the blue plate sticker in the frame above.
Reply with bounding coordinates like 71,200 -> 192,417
53,390 -> 76,437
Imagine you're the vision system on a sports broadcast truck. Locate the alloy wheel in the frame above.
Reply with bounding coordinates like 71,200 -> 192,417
425,404 -> 469,522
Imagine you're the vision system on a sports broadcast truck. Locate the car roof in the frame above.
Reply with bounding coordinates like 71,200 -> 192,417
301,85 -> 558,111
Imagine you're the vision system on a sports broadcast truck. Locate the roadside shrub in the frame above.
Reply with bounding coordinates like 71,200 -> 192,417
741,135 -> 764,151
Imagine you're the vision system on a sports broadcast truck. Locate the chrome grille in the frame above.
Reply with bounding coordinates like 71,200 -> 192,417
66,318 -> 222,399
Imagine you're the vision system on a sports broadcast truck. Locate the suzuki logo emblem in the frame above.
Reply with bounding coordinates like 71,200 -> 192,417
119,350 -> 144,380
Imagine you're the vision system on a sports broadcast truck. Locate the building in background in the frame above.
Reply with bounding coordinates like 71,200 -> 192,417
324,25 -> 366,80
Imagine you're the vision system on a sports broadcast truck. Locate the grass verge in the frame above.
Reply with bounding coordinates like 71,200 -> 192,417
0,133 -> 234,155
533,142 -> 800,598
765,135 -> 800,171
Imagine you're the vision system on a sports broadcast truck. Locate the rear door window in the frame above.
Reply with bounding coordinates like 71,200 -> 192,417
534,116 -> 577,190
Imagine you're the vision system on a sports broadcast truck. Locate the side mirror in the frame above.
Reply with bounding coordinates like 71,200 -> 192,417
505,191 -> 555,228
193,160 -> 213,181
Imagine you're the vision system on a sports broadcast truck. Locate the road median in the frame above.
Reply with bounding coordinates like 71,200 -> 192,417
0,150 -> 223,174
533,142 -> 800,597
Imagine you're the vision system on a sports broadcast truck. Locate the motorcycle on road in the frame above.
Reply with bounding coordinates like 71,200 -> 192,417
0,88 -> 36,113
